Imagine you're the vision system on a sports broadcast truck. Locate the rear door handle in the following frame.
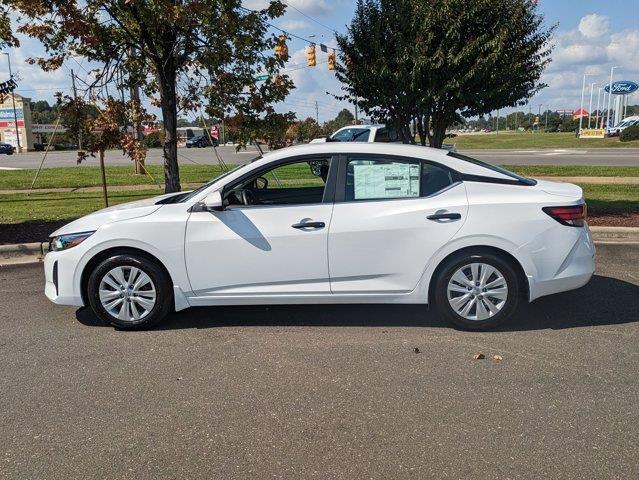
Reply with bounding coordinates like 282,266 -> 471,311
427,213 -> 461,221
292,221 -> 325,229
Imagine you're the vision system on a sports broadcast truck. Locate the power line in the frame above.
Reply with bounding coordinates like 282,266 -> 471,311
239,6 -> 340,52
281,1 -> 339,34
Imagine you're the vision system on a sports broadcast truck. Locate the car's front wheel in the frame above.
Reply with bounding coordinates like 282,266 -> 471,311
433,251 -> 521,330
87,254 -> 173,329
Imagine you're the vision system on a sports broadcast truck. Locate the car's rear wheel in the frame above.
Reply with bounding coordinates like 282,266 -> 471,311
87,254 -> 173,330
433,251 -> 521,330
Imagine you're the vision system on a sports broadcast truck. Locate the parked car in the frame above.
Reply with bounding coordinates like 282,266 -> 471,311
44,143 -> 594,330
186,134 -> 218,148
312,124 -> 456,151
607,116 -> 639,136
0,143 -> 15,155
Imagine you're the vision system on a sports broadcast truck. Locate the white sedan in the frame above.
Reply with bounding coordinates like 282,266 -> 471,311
44,143 -> 594,330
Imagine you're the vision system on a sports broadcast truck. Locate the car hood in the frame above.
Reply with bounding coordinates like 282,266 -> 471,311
49,192 -> 179,237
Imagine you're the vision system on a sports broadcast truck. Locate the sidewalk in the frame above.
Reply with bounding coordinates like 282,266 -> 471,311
1,176 -> 638,196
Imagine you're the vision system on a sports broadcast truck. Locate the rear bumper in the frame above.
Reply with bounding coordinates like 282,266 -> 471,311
525,225 -> 595,301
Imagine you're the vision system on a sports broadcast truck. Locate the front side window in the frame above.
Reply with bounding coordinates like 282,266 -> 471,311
345,156 -> 454,201
225,158 -> 331,207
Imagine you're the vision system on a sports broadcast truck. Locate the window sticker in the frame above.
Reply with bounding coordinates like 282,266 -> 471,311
353,163 -> 420,199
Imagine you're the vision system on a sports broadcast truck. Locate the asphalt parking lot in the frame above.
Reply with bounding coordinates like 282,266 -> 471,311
1,244 -> 638,479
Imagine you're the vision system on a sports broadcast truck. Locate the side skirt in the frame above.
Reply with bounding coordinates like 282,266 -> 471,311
186,292 -> 428,307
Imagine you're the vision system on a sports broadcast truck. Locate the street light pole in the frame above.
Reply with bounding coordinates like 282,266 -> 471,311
3,53 -> 21,153
578,73 -> 591,137
595,87 -> 602,129
544,106 -> 549,132
587,82 -> 597,129
605,66 -> 619,132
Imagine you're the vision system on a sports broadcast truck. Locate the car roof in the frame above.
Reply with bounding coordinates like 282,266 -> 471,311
251,142 -> 513,180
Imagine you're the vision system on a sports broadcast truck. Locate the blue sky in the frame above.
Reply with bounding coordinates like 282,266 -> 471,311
3,0 -> 639,122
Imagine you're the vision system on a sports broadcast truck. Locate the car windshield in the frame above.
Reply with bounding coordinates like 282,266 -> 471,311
331,128 -> 371,142
158,163 -> 253,204
447,151 -> 536,185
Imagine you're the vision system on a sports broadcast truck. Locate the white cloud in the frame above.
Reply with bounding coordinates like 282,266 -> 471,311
281,20 -> 310,31
287,0 -> 330,16
578,14 -> 609,38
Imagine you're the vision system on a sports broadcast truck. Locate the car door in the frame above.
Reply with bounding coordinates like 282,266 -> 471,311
328,154 -> 468,294
185,156 -> 336,296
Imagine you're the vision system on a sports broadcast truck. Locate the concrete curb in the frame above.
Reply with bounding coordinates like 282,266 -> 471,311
1,226 -> 638,266
0,241 -> 48,265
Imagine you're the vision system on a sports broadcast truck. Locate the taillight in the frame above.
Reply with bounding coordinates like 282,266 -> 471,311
542,204 -> 587,227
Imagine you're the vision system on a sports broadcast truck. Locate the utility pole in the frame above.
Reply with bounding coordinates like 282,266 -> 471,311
71,69 -> 83,151
315,100 -> 319,124
3,53 -> 21,153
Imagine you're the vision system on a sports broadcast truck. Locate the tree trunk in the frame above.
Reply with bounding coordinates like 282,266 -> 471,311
429,116 -> 447,149
157,71 -> 181,193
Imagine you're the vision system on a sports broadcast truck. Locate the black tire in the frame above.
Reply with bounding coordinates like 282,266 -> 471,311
433,251 -> 521,330
87,253 -> 173,330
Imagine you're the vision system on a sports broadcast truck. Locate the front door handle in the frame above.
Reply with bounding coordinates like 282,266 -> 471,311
292,221 -> 325,229
427,213 -> 461,221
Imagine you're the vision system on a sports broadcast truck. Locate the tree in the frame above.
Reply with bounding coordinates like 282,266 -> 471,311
324,108 -> 355,134
0,5 -> 17,48
288,117 -> 324,143
336,0 -> 554,148
10,0 -> 292,192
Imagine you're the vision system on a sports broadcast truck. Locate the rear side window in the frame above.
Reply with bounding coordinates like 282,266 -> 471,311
345,156 -> 454,201
447,151 -> 536,185
374,128 -> 399,142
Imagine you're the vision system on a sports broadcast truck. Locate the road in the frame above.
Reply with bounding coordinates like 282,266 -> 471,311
1,146 -> 638,170
1,244 -> 638,479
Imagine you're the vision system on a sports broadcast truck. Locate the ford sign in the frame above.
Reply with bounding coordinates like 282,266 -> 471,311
604,81 -> 639,95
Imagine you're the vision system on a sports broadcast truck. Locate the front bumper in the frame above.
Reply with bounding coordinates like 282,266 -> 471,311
44,250 -> 84,307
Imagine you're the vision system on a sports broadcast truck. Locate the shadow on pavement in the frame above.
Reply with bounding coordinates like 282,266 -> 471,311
76,274 -> 638,331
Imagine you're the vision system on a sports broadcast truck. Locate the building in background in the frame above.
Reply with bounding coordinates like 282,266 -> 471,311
0,93 -> 34,150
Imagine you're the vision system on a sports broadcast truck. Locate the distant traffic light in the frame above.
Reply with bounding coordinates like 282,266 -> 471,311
306,45 -> 316,67
274,34 -> 288,59
327,49 -> 336,70
274,74 -> 282,88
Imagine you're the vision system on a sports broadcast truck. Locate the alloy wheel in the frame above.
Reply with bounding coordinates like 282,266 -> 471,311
446,262 -> 508,321
99,266 -> 157,322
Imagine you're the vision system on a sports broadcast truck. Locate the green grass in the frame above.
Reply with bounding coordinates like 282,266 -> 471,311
0,190 -> 161,224
0,164 -> 225,190
503,165 -> 639,178
0,163 -> 327,190
452,132 -> 639,149
581,184 -> 639,213
0,183 -> 636,225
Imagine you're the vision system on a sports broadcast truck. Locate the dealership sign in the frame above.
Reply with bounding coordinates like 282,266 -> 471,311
604,81 -> 639,95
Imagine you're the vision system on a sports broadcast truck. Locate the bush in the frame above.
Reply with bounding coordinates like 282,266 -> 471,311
620,125 -> 639,142
142,131 -> 162,148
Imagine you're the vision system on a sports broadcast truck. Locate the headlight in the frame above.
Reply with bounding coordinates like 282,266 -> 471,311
49,232 -> 95,252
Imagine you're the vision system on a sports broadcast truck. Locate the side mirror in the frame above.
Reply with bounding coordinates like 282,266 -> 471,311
203,191 -> 224,211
